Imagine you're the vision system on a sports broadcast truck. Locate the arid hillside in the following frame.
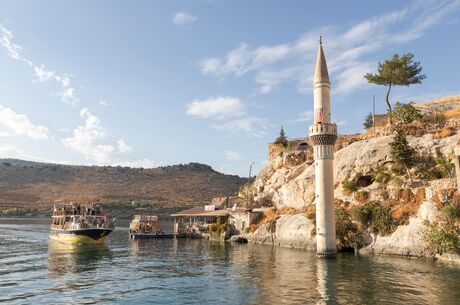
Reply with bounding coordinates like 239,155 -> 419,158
0,159 -> 245,217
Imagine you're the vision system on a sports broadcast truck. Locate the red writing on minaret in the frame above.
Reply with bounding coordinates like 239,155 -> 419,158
315,107 -> 324,123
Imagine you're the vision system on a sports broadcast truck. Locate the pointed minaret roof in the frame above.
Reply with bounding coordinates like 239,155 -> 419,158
313,36 -> 330,85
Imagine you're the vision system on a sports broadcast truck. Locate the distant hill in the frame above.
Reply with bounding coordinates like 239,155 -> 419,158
0,159 -> 246,217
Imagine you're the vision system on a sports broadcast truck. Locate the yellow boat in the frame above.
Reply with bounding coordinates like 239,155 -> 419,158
49,203 -> 115,244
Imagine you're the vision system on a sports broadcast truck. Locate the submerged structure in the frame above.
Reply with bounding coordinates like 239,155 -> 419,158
308,37 -> 337,257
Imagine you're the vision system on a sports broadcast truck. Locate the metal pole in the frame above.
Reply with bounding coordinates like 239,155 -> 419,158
373,94 -> 376,131
247,162 -> 255,208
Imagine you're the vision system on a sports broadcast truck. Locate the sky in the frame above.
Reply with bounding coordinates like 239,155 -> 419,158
0,0 -> 459,177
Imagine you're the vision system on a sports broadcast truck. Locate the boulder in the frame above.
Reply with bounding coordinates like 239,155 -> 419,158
274,215 -> 316,250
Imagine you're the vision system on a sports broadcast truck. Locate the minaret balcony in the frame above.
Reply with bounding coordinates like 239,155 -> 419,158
308,123 -> 337,146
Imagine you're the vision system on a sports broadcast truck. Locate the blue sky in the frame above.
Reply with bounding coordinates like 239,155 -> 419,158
0,0 -> 459,176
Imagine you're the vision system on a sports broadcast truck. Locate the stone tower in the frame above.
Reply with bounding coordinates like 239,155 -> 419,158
308,37 -> 337,258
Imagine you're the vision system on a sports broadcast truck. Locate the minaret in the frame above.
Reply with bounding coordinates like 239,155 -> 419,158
308,37 -> 337,258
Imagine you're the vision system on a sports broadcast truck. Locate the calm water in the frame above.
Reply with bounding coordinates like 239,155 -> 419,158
1,219 -> 460,305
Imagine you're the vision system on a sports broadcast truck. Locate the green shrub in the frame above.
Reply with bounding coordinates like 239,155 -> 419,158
391,102 -> 422,125
415,155 -> 454,180
351,201 -> 395,236
209,223 -> 226,237
373,166 -> 391,184
336,207 -> 364,250
342,180 -> 358,195
441,205 -> 457,223
423,223 -> 460,253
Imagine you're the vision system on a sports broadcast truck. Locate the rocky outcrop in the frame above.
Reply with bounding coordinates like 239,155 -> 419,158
251,106 -> 460,260
359,201 -> 440,258
254,132 -> 459,209
247,214 -> 316,250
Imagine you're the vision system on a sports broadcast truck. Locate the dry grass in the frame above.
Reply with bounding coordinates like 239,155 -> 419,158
394,189 -> 415,203
433,126 -> 455,139
444,105 -> 460,119
354,191 -> 369,203
391,201 -> 422,225
302,205 -> 316,220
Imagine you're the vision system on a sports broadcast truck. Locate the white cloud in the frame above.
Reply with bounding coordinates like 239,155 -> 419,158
117,138 -> 132,154
172,12 -> 198,26
0,24 -> 77,106
0,104 -> 49,140
112,158 -> 155,168
98,100 -> 109,106
197,1 -> 460,96
63,108 -> 114,162
224,150 -> 241,161
186,96 -> 245,119
213,117 -> 268,137
0,25 -> 22,60
33,65 -> 55,82
291,110 -> 314,123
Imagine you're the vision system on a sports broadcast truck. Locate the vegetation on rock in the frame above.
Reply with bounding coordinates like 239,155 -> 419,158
274,126 -> 288,147
342,180 -> 359,195
390,102 -> 422,125
351,201 -> 396,236
373,166 -> 392,184
363,112 -> 373,129
423,205 -> 460,253
389,127 -> 416,182
335,206 -> 364,251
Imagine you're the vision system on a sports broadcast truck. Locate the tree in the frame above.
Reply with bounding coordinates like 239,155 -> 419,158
391,102 -> 422,125
274,126 -> 288,147
363,112 -> 373,129
364,53 -> 426,116
389,127 -> 416,182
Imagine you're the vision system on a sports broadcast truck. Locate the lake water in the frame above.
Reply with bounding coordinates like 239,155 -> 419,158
1,218 -> 460,304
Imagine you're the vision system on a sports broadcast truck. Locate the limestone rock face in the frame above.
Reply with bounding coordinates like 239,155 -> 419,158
253,132 -> 459,209
274,215 -> 316,250
247,215 -> 316,250
359,202 -> 440,258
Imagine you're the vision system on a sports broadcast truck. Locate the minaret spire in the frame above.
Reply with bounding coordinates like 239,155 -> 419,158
308,37 -> 337,258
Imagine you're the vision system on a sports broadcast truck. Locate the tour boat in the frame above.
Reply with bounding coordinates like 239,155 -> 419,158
49,203 -> 115,244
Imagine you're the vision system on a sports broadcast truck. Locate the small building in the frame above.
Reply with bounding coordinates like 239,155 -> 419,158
228,208 -> 263,233
171,207 -> 230,235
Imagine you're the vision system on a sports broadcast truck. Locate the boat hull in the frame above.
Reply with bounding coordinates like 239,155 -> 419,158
49,228 -> 113,244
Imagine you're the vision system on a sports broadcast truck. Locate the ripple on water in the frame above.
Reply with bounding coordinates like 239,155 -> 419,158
1,219 -> 460,304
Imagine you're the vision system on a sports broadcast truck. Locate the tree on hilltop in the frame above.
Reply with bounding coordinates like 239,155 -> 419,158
274,126 -> 288,147
364,53 -> 426,120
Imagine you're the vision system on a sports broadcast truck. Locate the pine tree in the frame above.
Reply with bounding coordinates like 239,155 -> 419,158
274,126 -> 288,147
364,53 -> 426,119
389,127 -> 415,182
363,112 -> 373,129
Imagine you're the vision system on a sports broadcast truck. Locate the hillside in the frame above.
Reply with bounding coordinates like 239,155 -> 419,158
0,159 -> 246,217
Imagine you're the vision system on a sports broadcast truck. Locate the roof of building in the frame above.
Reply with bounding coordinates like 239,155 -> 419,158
171,206 -> 230,217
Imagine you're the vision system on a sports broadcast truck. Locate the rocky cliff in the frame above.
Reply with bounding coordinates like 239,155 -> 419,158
248,97 -> 460,260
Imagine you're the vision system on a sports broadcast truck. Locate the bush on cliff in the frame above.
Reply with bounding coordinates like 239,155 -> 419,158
423,205 -> 460,253
342,180 -> 358,195
351,201 -> 395,236
390,102 -> 422,125
336,207 -> 364,251
373,166 -> 392,184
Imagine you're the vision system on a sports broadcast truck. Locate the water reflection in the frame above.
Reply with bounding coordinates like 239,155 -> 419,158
2,219 -> 460,305
316,259 -> 337,304
48,241 -> 112,276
